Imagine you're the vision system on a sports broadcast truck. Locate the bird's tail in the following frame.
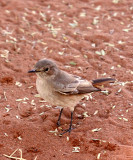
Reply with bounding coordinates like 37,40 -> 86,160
92,78 -> 115,88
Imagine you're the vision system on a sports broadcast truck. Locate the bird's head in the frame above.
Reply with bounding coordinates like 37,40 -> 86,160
28,59 -> 58,78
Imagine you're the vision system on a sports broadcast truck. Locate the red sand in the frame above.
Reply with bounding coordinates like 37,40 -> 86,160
0,0 -> 133,159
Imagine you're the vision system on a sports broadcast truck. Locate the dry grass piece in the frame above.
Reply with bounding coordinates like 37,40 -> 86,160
3,148 -> 26,160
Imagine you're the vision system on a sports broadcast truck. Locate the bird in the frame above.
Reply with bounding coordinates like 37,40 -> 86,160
28,58 -> 115,135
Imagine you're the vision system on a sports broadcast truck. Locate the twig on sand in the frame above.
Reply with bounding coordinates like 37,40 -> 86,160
47,38 -> 73,49
4,91 -> 7,101
48,38 -> 64,45
3,148 -> 26,160
34,156 -> 38,160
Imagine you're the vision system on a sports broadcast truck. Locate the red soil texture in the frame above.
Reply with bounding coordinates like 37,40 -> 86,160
0,0 -> 133,160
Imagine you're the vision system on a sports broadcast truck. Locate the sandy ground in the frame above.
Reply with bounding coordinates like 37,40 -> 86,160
0,0 -> 133,159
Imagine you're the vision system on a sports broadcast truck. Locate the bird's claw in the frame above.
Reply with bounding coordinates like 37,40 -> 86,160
59,127 -> 74,136
57,121 -> 61,127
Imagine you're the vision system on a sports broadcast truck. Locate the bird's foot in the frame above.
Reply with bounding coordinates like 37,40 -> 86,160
57,121 -> 61,127
59,127 -> 74,136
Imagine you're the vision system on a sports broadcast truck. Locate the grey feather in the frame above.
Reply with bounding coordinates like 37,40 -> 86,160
52,70 -> 99,95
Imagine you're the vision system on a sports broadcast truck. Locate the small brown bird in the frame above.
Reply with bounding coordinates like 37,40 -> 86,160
28,59 -> 115,135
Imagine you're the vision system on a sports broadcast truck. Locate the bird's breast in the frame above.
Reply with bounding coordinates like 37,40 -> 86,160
36,77 -> 84,111
36,77 -> 53,101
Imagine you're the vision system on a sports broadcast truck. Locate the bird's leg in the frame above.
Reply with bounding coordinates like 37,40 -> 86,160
57,108 -> 63,127
60,111 -> 74,135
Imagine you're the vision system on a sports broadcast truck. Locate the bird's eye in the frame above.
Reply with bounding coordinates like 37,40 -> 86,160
44,68 -> 49,72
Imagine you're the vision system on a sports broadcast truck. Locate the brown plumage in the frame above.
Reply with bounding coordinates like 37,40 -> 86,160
28,59 -> 115,135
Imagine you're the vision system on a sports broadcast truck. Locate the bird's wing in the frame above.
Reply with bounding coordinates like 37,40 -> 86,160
52,71 -> 100,95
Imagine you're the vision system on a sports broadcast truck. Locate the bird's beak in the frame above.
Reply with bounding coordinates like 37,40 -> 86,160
28,69 -> 37,73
